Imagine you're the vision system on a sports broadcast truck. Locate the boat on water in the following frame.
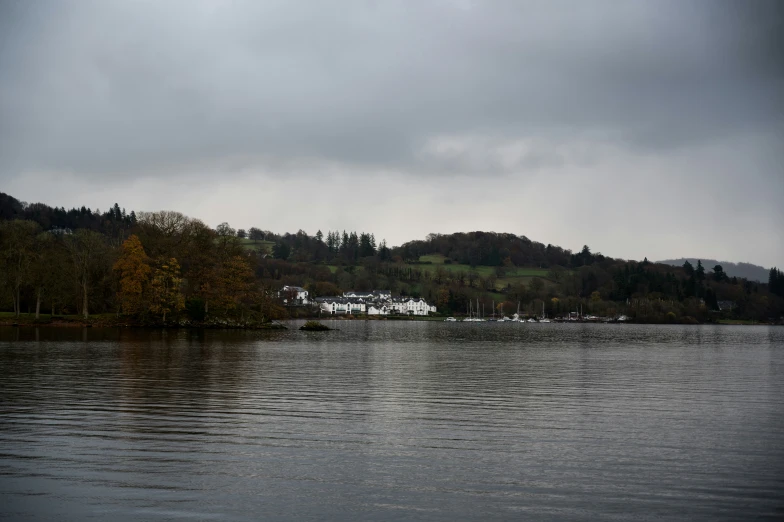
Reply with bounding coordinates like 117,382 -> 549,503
462,298 -> 487,322
539,302 -> 551,322
445,317 -> 457,322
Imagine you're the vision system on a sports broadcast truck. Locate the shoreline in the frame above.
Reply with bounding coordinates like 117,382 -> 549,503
0,315 -> 288,330
0,315 -> 776,328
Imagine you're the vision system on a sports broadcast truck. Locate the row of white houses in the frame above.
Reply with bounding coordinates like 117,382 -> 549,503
279,286 -> 437,316
314,296 -> 437,316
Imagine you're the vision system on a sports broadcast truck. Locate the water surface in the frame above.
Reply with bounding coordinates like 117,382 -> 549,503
1,322 -> 783,520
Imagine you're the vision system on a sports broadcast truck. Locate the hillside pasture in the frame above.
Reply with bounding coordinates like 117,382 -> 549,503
323,255 -> 559,292
418,254 -> 549,277
238,238 -> 275,254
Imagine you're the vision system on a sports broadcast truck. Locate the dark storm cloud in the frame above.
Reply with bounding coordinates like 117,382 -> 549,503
0,0 -> 781,178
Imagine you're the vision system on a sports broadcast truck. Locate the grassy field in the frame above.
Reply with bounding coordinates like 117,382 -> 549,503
418,254 -> 550,277
238,238 -> 275,254
326,254 -> 557,292
415,254 -> 554,290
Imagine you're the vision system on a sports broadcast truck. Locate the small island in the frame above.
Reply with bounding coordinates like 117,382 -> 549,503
299,321 -> 332,331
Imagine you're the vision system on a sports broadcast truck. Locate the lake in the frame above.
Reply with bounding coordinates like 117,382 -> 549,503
1,322 -> 783,521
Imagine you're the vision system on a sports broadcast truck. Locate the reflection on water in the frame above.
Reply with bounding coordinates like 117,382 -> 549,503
1,323 -> 783,521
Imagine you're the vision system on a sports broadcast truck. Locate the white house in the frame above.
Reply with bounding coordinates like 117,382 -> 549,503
389,297 -> 437,316
279,286 -> 309,305
315,297 -> 366,315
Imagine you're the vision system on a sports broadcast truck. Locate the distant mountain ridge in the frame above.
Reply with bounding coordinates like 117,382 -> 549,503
657,258 -> 769,282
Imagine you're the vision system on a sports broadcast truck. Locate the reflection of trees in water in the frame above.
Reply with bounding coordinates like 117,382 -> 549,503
116,329 -> 256,434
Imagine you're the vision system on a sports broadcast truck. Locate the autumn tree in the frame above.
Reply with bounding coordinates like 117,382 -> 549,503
217,255 -> 256,319
113,235 -> 151,315
148,257 -> 184,323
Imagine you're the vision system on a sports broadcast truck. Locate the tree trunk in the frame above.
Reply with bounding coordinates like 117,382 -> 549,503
82,280 -> 89,319
163,310 -> 167,323
204,299 -> 209,315
35,288 -> 41,319
15,285 -> 20,317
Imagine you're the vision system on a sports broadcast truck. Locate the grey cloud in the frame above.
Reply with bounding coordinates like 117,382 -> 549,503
1,0 -> 782,266
1,0 -> 782,178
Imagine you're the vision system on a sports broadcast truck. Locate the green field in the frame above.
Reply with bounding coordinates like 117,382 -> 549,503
418,254 -> 550,277
322,255 -> 559,292
238,238 -> 275,254
414,254 -> 554,290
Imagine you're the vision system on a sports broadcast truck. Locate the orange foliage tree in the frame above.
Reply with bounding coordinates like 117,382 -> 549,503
216,255 -> 256,318
113,235 -> 151,315
149,257 -> 184,323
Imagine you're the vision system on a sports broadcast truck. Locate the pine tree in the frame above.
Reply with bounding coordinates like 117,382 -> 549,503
770,267 -> 784,298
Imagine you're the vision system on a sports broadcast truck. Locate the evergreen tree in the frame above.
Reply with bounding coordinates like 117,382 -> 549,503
272,242 -> 290,260
341,231 -> 349,254
696,260 -> 705,281
770,267 -> 784,298
712,264 -> 727,282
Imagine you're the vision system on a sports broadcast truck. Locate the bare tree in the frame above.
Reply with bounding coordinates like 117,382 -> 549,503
0,220 -> 39,316
63,230 -> 107,319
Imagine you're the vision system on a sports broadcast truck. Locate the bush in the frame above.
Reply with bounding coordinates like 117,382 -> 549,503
300,321 -> 331,331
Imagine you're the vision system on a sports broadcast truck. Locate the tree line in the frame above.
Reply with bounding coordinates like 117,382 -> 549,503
0,211 -> 282,324
1,192 -> 783,324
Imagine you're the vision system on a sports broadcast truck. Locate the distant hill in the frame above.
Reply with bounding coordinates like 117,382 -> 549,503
657,258 -> 769,282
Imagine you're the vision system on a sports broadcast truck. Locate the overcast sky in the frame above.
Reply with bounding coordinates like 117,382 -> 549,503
1,0 -> 782,266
